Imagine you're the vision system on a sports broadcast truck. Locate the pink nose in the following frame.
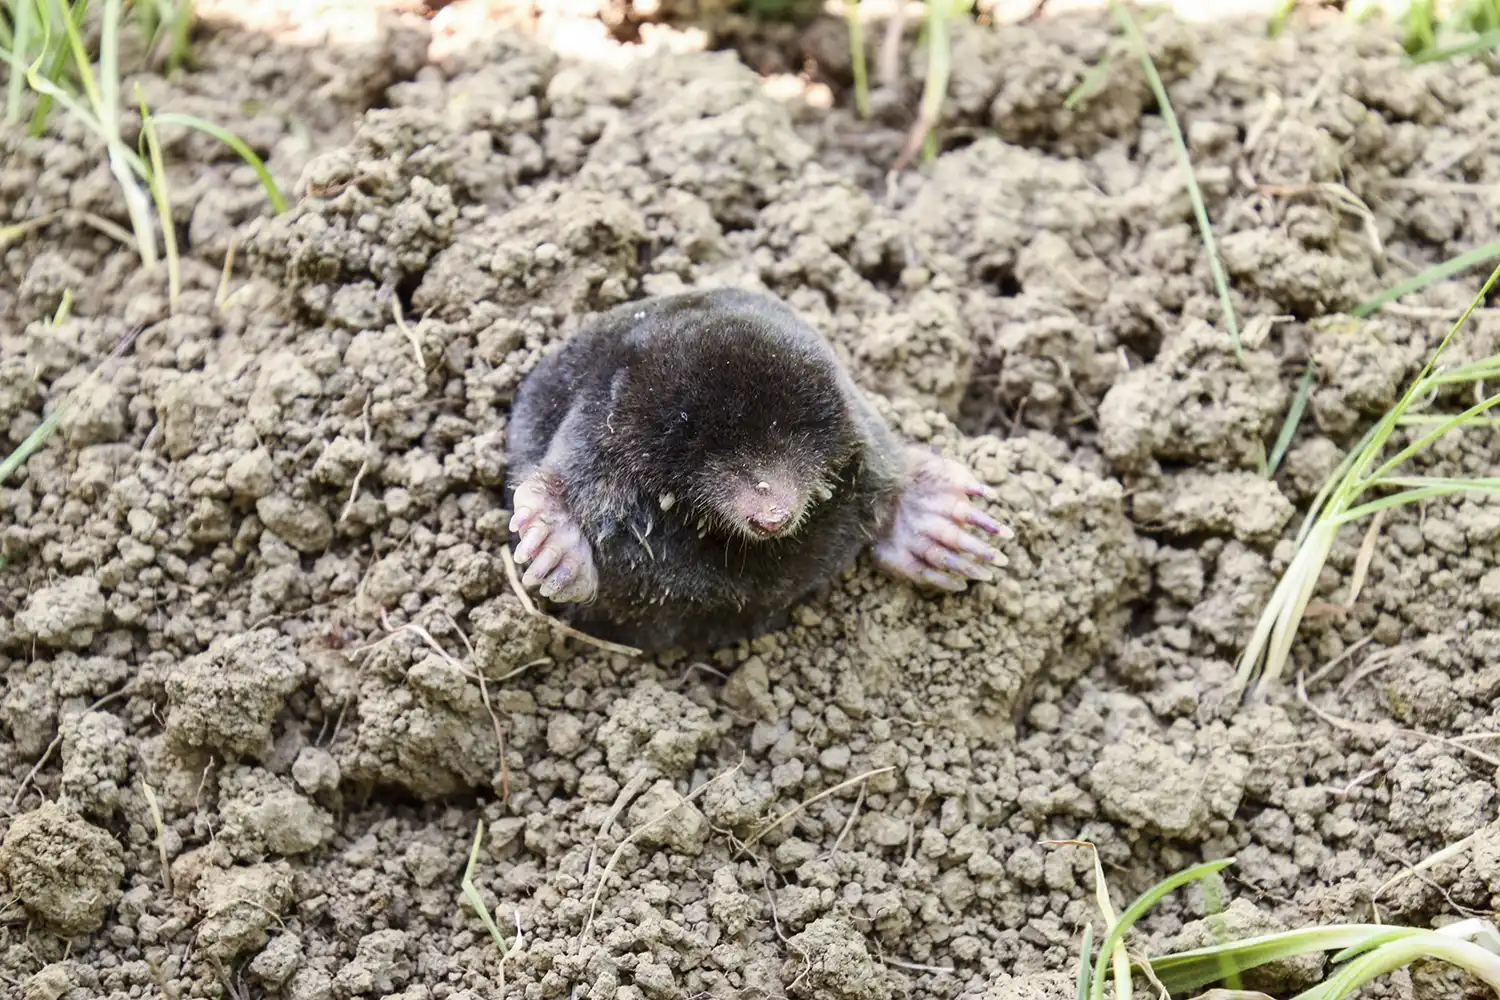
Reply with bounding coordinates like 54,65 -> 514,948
749,508 -> 790,534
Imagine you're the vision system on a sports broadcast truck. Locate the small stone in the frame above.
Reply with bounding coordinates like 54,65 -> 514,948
226,448 -> 276,500
626,779 -> 708,855
546,713 -> 585,757
257,494 -> 334,552
292,746 -> 341,797
23,964 -> 70,1000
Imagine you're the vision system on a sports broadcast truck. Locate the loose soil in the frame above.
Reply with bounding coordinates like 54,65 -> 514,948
4,1 -> 1500,998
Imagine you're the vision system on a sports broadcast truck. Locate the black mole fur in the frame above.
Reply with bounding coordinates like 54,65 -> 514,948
505,288 -> 907,652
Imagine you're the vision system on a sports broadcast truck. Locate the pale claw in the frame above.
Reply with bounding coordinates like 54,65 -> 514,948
509,475 -> 599,605
873,447 -> 1011,593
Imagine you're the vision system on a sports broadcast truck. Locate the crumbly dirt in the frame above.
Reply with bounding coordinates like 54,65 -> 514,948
4,1 -> 1500,998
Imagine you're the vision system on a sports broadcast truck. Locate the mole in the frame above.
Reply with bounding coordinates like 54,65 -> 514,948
503,287 -> 1011,653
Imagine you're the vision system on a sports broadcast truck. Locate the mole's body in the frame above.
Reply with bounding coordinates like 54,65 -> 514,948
503,288 -> 1008,653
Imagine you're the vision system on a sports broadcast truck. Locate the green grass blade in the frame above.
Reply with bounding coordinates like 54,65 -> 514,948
1291,420 -> 1378,546
1368,474 -> 1500,491
1075,922 -> 1093,1000
1341,259 -> 1500,495
919,0 -> 958,162
59,0 -> 101,113
844,0 -> 868,119
1401,0 -> 1438,55
0,406 -> 69,486
1326,926 -> 1429,964
1356,388 -> 1500,491
28,0 -> 85,135
1352,238 -> 1500,317
1065,52 -> 1114,110
0,323 -> 142,486
56,0 -> 159,269
1419,354 -> 1500,383
1410,27 -> 1500,62
1255,519 -> 1336,696
460,820 -> 510,954
152,111 -> 288,214
137,86 -> 179,312
166,0 -> 191,75
6,0 -> 35,123
16,24 -> 159,272
1267,360 -> 1317,476
1089,859 -> 1236,1000
1333,482 -> 1500,524
1296,933 -> 1500,1000
1109,0 -> 1241,361
1149,925 -> 1396,994
1267,0 -> 1297,36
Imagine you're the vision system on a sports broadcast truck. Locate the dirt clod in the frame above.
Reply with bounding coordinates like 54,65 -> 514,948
0,801 -> 125,935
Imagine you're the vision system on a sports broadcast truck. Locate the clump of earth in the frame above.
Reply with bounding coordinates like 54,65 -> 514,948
4,1 -> 1500,998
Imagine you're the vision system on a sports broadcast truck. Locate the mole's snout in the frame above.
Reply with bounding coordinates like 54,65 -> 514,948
725,474 -> 802,540
748,506 -> 791,535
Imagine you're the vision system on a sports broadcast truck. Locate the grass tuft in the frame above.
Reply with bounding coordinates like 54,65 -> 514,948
1238,259 -> 1500,697
1048,839 -> 1232,1000
1150,918 -> 1500,997
891,0 -> 970,174
1108,0 -> 1242,362
3,0 -> 283,310
1061,853 -> 1500,999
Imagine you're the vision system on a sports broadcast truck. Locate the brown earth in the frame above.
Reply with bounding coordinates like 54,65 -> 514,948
4,1 -> 1500,998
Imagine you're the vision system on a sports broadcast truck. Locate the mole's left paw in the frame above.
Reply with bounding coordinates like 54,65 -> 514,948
872,447 -> 1013,593
509,475 -> 599,604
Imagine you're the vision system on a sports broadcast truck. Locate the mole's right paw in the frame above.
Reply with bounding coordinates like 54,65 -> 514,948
509,477 -> 599,604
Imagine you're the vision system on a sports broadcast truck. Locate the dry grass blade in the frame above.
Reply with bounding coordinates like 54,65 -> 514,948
580,760 -> 743,945
141,780 -> 173,894
1296,670 -> 1500,770
0,211 -> 60,251
498,545 -> 642,657
744,766 -> 895,848
1344,509 -> 1385,607
1046,839 -> 1132,999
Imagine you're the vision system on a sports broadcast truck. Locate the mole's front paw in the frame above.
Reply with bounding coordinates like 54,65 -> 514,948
872,447 -> 1013,593
509,476 -> 599,604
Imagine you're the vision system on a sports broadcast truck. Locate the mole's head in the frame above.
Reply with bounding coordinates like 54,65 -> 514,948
609,309 -> 859,543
